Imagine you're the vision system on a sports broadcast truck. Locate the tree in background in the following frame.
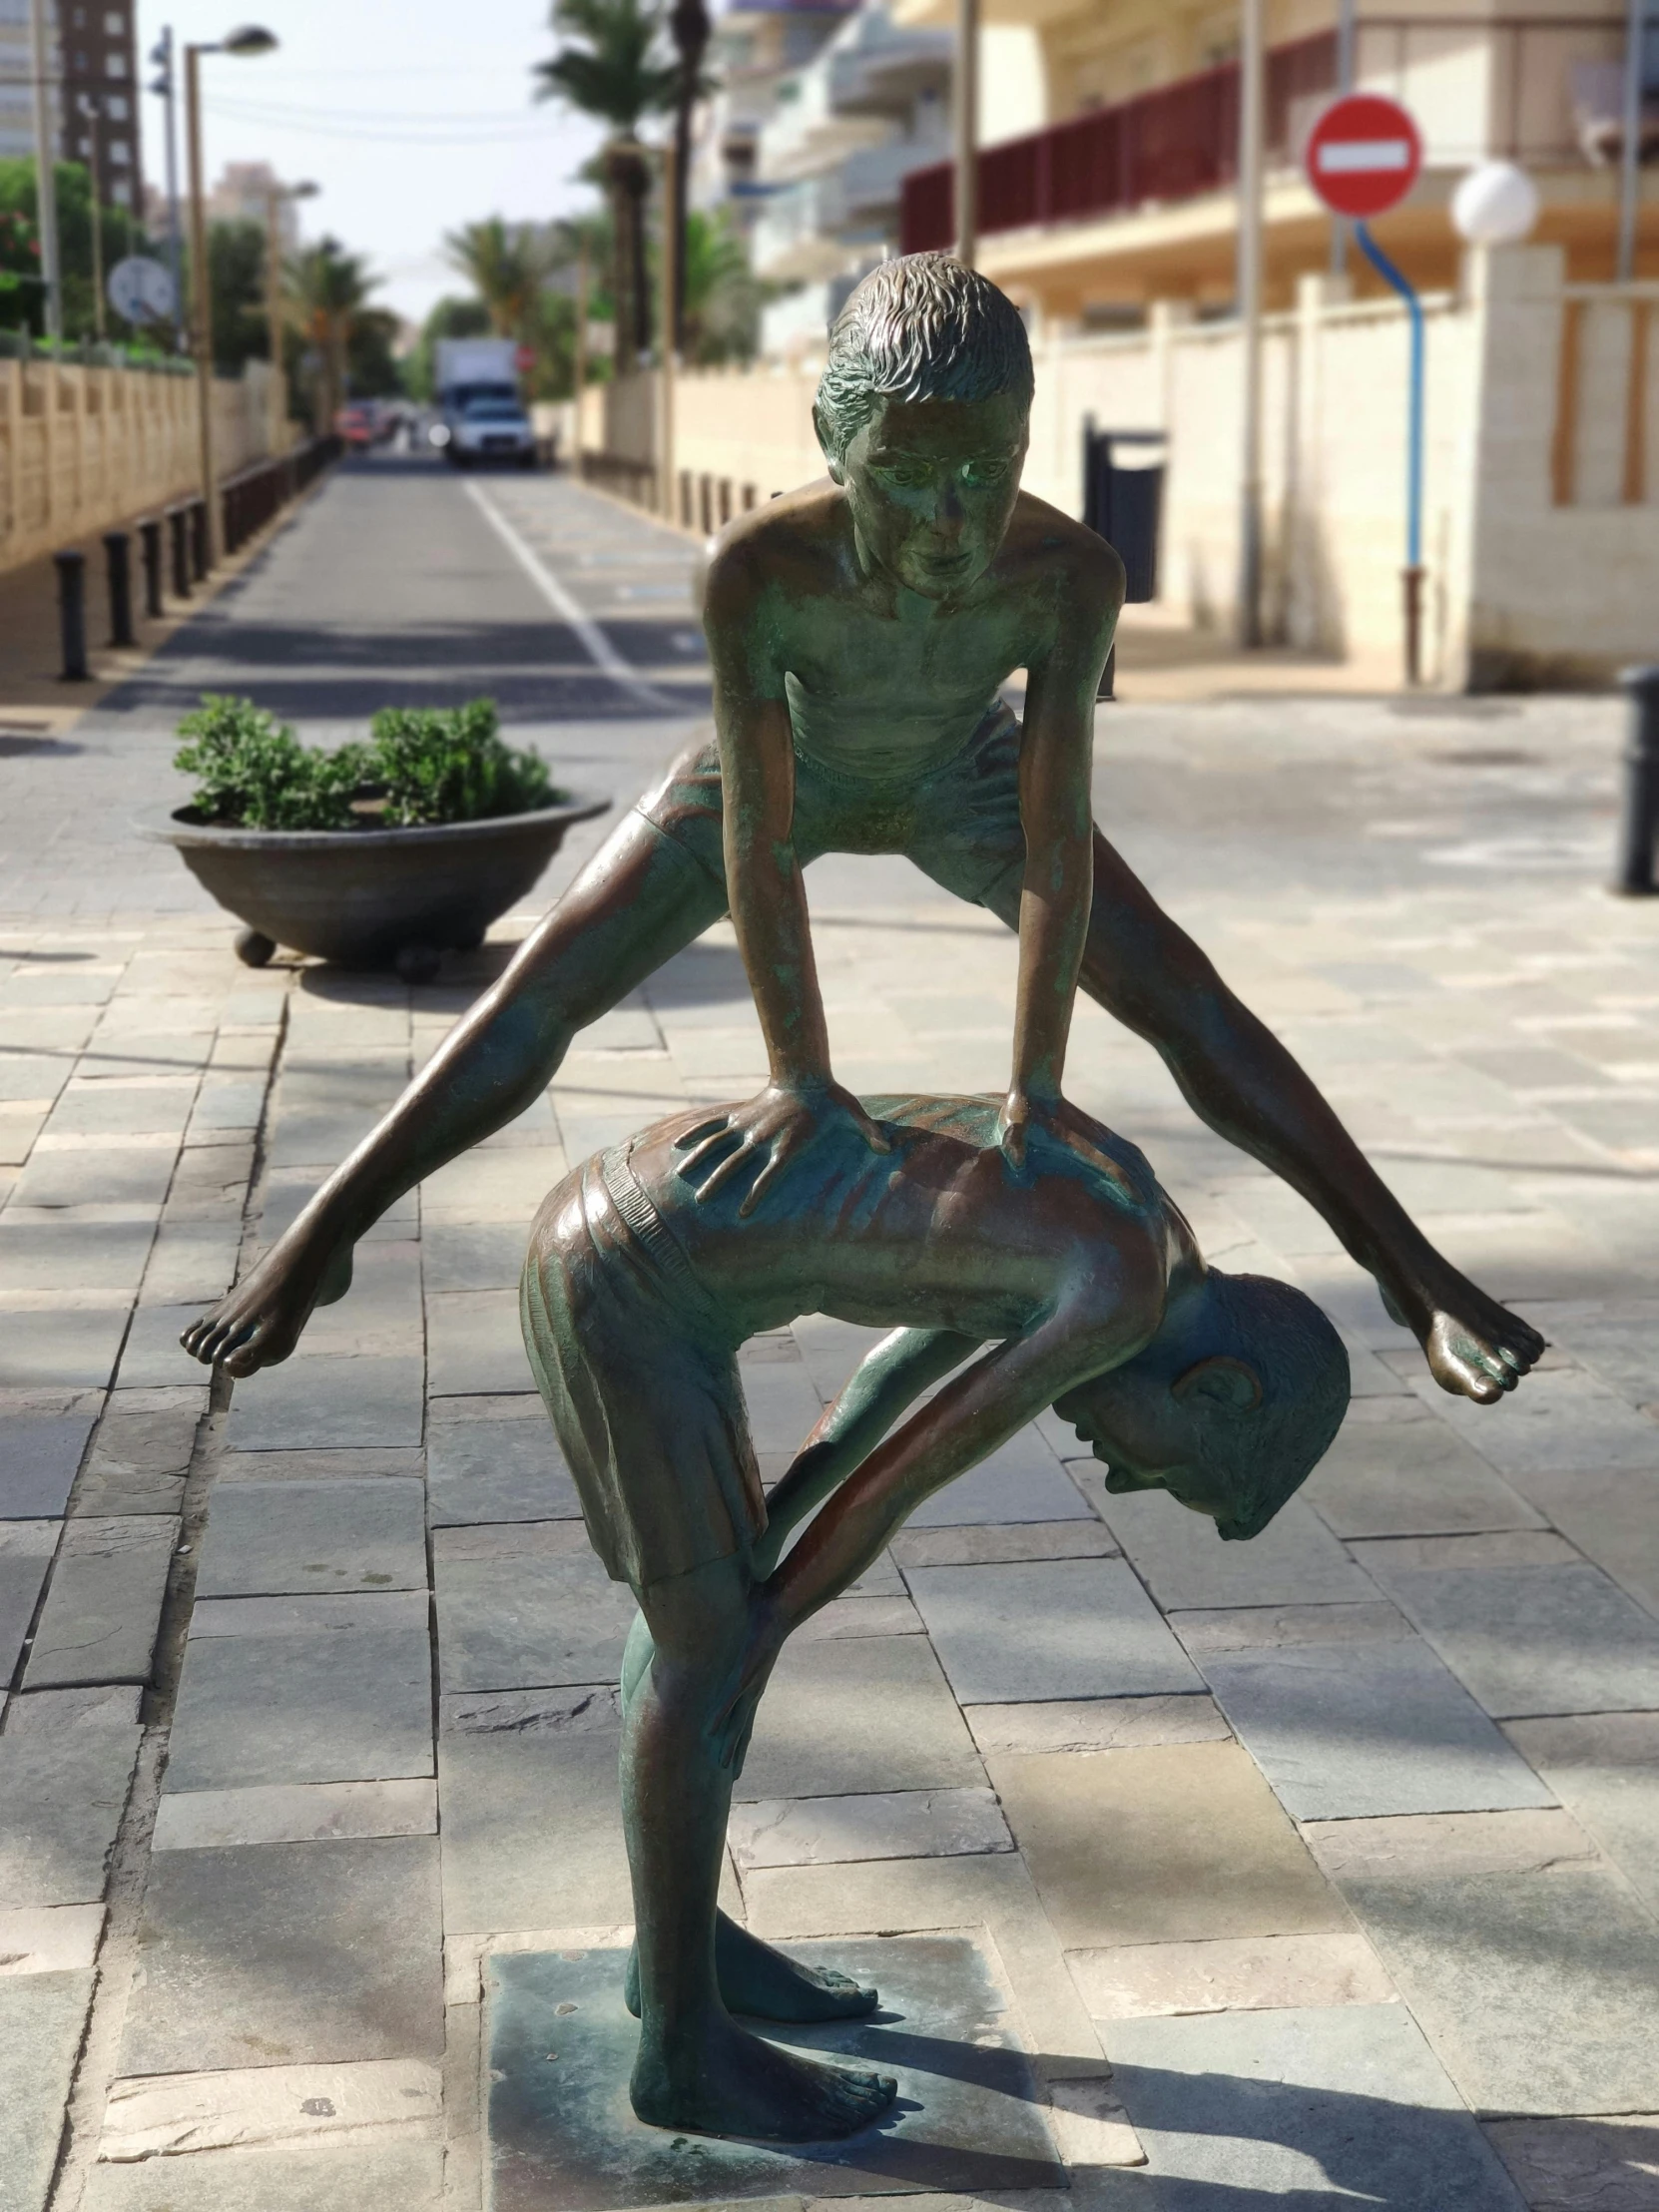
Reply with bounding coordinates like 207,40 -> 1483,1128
0,156 -> 143,341
285,235 -> 381,429
533,0 -> 678,372
442,218 -> 545,339
203,218 -> 268,370
680,209 -> 759,364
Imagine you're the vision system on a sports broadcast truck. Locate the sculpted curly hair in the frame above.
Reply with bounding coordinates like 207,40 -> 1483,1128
815,254 -> 1034,464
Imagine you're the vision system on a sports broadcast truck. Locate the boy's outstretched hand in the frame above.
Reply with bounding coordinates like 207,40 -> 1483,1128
676,1078 -> 890,1217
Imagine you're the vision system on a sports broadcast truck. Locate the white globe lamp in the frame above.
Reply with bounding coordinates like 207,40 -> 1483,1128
1452,161 -> 1540,246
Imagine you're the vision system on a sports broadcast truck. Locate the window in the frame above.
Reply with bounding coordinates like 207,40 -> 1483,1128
109,138 -> 129,163
105,11 -> 125,30
105,51 -> 127,76
111,179 -> 131,206
105,94 -> 126,118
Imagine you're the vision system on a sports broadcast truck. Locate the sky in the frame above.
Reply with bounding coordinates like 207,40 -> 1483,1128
133,0 -> 609,326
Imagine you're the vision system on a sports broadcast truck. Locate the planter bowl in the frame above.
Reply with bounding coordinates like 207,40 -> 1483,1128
145,794 -> 610,972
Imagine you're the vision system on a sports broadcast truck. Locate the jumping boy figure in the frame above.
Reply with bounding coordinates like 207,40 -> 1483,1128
188,252 -> 1541,1401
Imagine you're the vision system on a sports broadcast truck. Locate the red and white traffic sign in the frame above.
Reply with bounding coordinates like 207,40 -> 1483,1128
515,342 -> 537,373
1305,93 -> 1422,220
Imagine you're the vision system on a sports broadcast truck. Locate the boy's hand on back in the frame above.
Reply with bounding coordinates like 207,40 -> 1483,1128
998,1086 -> 1114,1175
677,1077 -> 891,1218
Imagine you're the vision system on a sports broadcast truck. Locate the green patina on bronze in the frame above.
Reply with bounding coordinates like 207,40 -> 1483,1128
182,253 -> 1546,2147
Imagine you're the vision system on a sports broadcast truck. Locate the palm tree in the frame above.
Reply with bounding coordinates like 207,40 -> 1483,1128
681,209 -> 759,364
284,236 -> 378,432
442,218 -> 546,340
533,0 -> 678,371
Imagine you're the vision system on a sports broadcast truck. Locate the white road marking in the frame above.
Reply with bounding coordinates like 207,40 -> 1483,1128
462,480 -> 674,712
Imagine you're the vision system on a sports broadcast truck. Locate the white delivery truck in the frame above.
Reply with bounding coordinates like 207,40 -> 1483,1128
430,337 -> 537,468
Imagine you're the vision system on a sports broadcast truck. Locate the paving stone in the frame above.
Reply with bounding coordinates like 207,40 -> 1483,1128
421,1219 -> 532,1293
228,1357 -> 425,1450
1483,2115 -> 1659,2211
82,2140 -> 445,2211
1093,1489 -> 1374,1610
0,1307 -> 132,1389
120,1838 -> 443,2073
422,1289 -> 529,1397
23,1515 -> 176,1687
888,1519 -> 1115,1566
1173,1599 -> 1415,1654
1200,1640 -> 1554,1820
140,1221 -> 244,1304
154,1778 -> 436,1852
1,1519 -> 57,1679
737,1633 -> 984,1803
1341,1862 -> 1659,2116
220,1446 -> 424,1484
789,1313 -> 888,1401
196,1479 -> 427,1598
115,1301 -> 223,1388
1070,1931 -> 1395,2020
426,1414 -> 580,1526
418,1145 -> 567,1224
0,1970 -> 95,2212
904,1559 -> 1203,1704
727,1787 -> 1011,1871
0,1217 -> 155,1295
166,1624 -> 433,1791
431,1520 -> 589,1561
48,1079 -> 197,1136
98,2056 -> 441,2160
3,1683 -> 141,1731
485,1934 -> 1061,2207
1105,2004 -> 1526,2207
0,1902 -> 105,1972
438,1699 -> 630,1936
189,1591 -> 430,1637
1306,1399 -> 1544,1537
904,1426 -> 1092,1527
1408,1363 -> 1659,1476
733,1349 -> 825,1458
1501,1463 -> 1659,1619
1302,1807 -> 1602,1882
1370,1561 -> 1659,1717
0,1725 -> 141,1906
986,1742 -> 1344,1948
12,1144 -> 176,1209
1504,1713 -> 1659,1913
434,1550 -> 636,1693
962,1694 -> 1231,1755
1350,1529 -> 1579,1570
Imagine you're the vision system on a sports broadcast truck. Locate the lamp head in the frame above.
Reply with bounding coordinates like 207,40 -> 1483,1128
1451,161 -> 1539,247
222,24 -> 278,55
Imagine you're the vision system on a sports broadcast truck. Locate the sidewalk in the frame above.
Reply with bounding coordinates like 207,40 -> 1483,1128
3,458 -> 1659,2211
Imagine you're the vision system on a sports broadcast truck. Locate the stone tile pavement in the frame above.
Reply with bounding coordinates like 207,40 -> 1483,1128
2,456 -> 1659,2209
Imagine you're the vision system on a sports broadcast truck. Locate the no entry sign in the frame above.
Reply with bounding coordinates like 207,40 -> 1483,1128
1305,93 -> 1422,220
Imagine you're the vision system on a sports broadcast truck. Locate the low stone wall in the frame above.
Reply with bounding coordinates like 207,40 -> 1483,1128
0,357 -> 283,576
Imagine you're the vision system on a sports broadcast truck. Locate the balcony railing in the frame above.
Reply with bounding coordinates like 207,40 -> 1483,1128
900,30 -> 1336,254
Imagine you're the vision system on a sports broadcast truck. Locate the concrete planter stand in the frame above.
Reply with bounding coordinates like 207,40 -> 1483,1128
145,795 -> 610,981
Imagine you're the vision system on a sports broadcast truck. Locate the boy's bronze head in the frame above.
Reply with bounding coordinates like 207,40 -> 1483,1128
815,255 -> 1034,600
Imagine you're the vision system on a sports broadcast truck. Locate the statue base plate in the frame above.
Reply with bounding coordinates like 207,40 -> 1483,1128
485,1932 -> 1065,2209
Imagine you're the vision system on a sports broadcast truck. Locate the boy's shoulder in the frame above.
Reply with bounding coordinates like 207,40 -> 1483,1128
704,480 -> 846,616
1001,491 -> 1125,611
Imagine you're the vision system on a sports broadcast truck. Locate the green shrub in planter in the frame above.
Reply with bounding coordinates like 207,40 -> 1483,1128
174,695 -> 561,831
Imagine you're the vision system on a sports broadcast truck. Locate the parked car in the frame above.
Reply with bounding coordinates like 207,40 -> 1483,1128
443,395 -> 538,469
335,400 -> 383,450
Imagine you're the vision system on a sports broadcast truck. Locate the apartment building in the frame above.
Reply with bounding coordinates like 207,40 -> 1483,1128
893,0 -> 1659,320
60,0 -> 140,209
0,0 -> 38,164
690,0 -> 861,232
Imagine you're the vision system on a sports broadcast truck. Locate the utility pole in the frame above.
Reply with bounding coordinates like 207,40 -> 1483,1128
80,98 -> 107,342
1330,0 -> 1357,277
1237,0 -> 1266,647
954,0 -> 979,265
573,237 -> 589,473
1617,0 -> 1649,282
658,143 -> 677,523
149,28 -> 186,349
185,41 -> 218,561
28,0 -> 61,341
669,0 -> 709,353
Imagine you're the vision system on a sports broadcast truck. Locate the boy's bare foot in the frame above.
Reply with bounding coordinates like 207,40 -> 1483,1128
631,2008 -> 895,2141
625,1914 -> 877,2024
1380,1260 -> 1545,1404
179,1224 -> 354,1379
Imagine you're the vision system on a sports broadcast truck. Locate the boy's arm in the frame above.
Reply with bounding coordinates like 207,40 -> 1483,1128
1001,546 -> 1123,1163
682,548 -> 886,1211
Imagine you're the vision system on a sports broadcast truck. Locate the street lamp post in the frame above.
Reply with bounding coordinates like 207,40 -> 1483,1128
148,28 -> 187,350
265,180 -> 318,457
669,0 -> 709,355
27,0 -> 61,341
185,25 -> 277,568
954,0 -> 979,266
78,97 -> 107,342
1237,0 -> 1266,648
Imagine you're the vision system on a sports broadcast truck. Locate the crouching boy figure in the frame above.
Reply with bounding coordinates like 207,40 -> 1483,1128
517,1093 -> 1352,2145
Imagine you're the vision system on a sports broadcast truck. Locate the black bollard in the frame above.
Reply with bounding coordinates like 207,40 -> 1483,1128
139,518 -> 164,618
168,506 -> 191,599
1614,666 -> 1659,895
53,550 -> 90,681
103,531 -> 136,648
189,497 -> 209,582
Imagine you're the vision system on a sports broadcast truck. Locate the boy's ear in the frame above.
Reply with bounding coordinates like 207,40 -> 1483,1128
1171,1355 -> 1263,1413
813,403 -> 844,484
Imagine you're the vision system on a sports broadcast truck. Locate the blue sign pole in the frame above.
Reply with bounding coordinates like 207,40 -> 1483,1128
1355,219 -> 1425,683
